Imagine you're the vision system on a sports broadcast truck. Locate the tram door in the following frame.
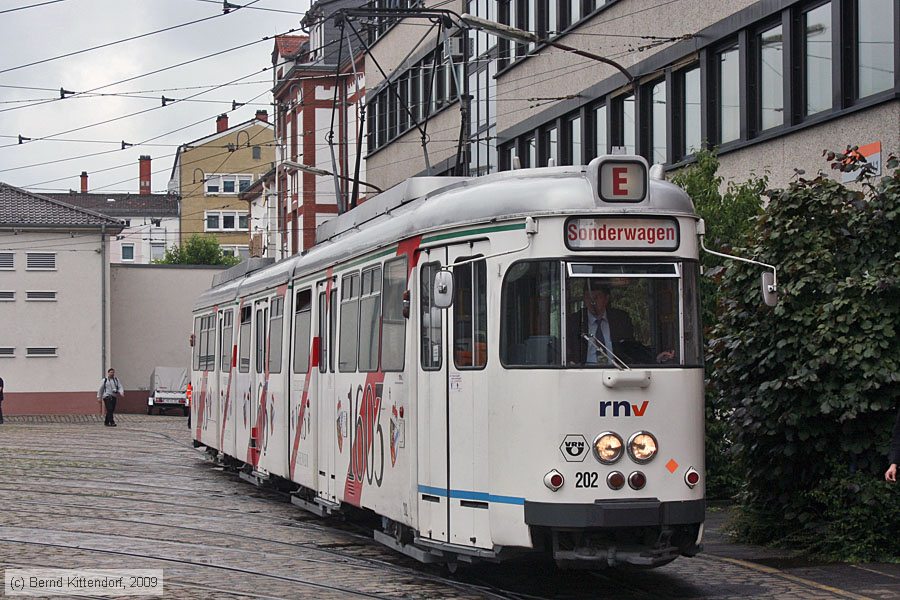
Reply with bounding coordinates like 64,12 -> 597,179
250,298 -> 268,464
216,309 -> 232,451
316,284 -> 338,503
417,243 -> 491,549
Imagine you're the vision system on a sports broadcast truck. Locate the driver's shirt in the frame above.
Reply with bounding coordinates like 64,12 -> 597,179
586,311 -> 612,364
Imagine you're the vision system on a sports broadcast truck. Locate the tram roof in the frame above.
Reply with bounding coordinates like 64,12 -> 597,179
195,158 -> 695,310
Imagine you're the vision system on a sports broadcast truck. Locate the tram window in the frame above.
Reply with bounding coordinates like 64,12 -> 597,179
420,262 -> 443,370
294,290 -> 313,374
453,257 -> 487,369
681,263 -> 703,366
268,297 -> 284,374
318,291 -> 327,374
192,316 -> 201,371
564,263 -> 690,368
500,260 -> 561,367
255,307 -> 267,374
382,256 -> 408,372
199,315 -> 215,371
220,310 -> 233,371
239,306 -> 251,373
359,266 -> 382,372
339,272 -> 360,372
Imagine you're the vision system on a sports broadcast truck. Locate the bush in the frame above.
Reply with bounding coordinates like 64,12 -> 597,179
710,152 -> 900,560
671,150 -> 766,499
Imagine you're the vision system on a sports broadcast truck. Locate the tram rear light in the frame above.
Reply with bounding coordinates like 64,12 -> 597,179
685,467 -> 701,489
628,471 -> 646,490
544,469 -> 564,492
607,471 -> 625,490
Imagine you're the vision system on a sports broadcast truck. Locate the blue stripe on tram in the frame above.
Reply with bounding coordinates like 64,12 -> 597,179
417,484 -> 526,505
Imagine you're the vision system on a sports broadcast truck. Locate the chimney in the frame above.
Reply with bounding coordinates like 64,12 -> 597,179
80,171 -> 88,193
139,155 -> 151,196
216,113 -> 229,132
255,109 -> 268,123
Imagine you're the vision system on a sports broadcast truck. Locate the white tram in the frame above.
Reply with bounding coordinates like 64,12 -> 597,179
191,156 -> 710,568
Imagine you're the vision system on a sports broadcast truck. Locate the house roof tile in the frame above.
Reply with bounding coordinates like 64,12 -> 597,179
42,192 -> 179,218
0,183 -> 125,230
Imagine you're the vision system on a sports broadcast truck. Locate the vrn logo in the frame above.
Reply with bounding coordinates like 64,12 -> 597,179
599,400 -> 649,417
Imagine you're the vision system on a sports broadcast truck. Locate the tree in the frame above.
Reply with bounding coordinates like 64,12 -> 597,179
709,152 -> 900,560
154,234 -> 240,266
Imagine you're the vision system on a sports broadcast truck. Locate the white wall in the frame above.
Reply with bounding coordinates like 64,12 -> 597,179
0,230 -> 106,393
109,264 -> 226,393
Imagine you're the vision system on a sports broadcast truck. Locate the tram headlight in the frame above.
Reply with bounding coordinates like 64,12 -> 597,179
593,432 -> 624,464
627,431 -> 658,463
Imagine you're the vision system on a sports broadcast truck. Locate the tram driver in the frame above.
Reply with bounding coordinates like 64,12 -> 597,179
566,279 -> 674,367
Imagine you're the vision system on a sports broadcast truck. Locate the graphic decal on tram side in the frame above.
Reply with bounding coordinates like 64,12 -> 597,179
219,350 -> 235,449
342,236 -> 422,507
289,269 -> 333,479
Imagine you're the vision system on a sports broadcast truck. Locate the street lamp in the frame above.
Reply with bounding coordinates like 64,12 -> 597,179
283,160 -> 383,194
459,13 -> 634,87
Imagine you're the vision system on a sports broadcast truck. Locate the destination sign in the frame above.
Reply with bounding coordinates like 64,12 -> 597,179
565,217 -> 680,251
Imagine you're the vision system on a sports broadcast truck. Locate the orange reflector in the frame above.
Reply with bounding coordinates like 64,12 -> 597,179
666,459 -> 679,473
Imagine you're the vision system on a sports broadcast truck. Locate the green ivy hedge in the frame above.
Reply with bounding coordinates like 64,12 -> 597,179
708,153 -> 900,561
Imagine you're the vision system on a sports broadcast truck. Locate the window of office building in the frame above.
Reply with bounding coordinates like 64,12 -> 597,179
565,115 -> 582,165
760,24 -> 784,130
718,44 -> 741,143
804,2 -> 832,116
544,125 -> 558,166
593,104 -> 607,158
857,0 -> 894,98
613,94 -> 635,154
650,80 -> 667,164
681,66 -> 701,157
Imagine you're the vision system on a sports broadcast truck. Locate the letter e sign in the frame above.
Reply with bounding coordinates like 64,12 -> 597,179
599,160 -> 646,202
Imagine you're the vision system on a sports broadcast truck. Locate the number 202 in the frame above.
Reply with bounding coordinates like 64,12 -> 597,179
575,472 -> 598,488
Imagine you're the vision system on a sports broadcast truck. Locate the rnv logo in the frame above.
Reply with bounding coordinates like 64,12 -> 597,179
599,400 -> 649,417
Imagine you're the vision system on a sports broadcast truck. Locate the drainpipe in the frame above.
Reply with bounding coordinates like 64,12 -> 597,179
100,225 -> 107,371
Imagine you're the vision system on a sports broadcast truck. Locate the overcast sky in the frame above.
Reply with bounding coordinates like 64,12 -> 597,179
0,0 -> 310,195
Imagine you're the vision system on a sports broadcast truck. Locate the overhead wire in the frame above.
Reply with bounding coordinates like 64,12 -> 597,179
0,0 -> 262,76
0,0 -> 67,15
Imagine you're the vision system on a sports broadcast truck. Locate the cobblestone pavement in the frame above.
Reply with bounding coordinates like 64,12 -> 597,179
0,416 -> 896,599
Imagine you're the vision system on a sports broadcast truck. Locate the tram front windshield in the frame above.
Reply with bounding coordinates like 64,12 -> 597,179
501,260 -> 702,368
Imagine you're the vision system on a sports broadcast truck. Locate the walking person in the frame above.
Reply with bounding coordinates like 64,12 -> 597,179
98,368 -> 124,427
0,375 -> 5,424
885,406 -> 900,482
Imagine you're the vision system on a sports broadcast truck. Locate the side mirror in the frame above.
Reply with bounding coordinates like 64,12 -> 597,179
402,289 -> 411,319
433,270 -> 454,309
761,272 -> 778,306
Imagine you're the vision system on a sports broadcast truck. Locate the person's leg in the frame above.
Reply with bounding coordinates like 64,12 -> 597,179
103,397 -> 113,425
110,397 -> 117,426
0,401 -> 4,424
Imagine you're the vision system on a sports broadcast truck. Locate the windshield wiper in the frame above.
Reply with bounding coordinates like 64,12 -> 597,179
583,334 -> 631,371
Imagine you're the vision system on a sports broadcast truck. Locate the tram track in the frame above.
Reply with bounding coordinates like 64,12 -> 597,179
0,502 -> 538,600
0,536 -> 402,600
1,560 -> 294,600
